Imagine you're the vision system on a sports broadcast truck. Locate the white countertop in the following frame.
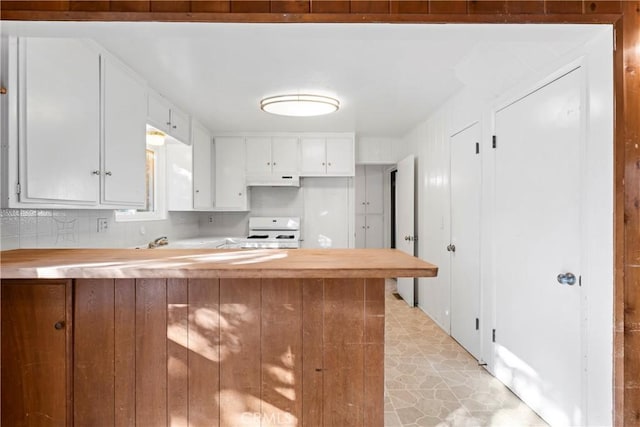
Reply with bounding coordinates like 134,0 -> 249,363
141,236 -> 244,249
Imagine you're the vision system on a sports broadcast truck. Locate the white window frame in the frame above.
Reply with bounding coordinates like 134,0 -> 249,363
115,144 -> 167,222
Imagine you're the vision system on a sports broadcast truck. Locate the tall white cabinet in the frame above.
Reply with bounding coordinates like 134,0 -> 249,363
355,165 -> 385,248
214,136 -> 249,210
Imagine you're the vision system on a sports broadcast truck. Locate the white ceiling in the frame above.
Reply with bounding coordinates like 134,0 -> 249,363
1,21 -> 606,137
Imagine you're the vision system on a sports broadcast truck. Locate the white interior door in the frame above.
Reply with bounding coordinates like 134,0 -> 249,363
396,155 -> 415,306
494,67 -> 583,426
449,123 -> 481,359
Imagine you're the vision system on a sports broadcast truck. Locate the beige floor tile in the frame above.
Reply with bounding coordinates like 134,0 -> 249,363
384,279 -> 547,427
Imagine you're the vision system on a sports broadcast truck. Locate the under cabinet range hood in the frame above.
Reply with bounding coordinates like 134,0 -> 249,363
246,174 -> 300,187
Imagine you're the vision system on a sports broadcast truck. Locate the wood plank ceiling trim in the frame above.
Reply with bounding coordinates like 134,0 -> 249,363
0,0 -> 636,424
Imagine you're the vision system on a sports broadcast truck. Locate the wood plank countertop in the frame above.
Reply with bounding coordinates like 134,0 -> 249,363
0,248 -> 438,279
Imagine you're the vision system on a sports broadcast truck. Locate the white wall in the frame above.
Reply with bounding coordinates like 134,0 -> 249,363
401,27 -> 613,426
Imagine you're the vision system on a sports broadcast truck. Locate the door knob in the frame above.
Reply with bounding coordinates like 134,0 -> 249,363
54,321 -> 65,330
446,244 -> 456,252
557,272 -> 576,286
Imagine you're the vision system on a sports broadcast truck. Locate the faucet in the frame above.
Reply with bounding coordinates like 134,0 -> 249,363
148,236 -> 168,248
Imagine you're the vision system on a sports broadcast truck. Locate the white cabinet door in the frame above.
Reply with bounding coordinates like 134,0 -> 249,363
246,137 -> 272,175
326,137 -> 354,176
365,215 -> 384,248
355,214 -> 366,248
20,38 -> 100,205
215,136 -> 248,210
271,137 -> 298,175
192,123 -> 213,209
102,56 -> 146,206
300,138 -> 326,175
147,92 -> 171,133
365,165 -> 384,214
169,107 -> 190,144
166,141 -> 193,211
300,136 -> 354,176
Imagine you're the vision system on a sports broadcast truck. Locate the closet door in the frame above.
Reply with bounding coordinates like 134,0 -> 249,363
494,67 -> 583,426
449,123 -> 481,359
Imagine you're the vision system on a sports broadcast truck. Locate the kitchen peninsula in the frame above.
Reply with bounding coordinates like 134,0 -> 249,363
0,248 -> 437,427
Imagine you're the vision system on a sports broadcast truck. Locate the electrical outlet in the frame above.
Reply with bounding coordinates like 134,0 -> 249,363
97,218 -> 108,233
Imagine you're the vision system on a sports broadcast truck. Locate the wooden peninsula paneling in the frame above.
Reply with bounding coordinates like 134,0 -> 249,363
0,248 -> 435,427
1,279 -> 72,427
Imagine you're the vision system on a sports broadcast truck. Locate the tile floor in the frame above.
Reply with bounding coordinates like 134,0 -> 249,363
384,280 -> 548,427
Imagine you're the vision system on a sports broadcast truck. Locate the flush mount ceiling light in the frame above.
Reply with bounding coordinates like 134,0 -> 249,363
260,94 -> 340,117
146,129 -> 166,146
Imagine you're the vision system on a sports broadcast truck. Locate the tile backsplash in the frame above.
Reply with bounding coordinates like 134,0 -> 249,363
0,209 -> 200,250
1,185 -> 317,250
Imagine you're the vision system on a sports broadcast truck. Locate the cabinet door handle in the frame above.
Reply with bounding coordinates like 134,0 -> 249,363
267,162 -> 271,165
172,125 -> 177,129
328,162 -> 332,166
195,189 -> 200,193
105,171 -> 112,176
166,121 -> 171,126
54,321 -> 65,330
273,162 -> 276,166
238,192 -> 242,196
91,170 -> 100,175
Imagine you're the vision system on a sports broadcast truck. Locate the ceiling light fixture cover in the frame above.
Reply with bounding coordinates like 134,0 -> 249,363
260,94 -> 340,117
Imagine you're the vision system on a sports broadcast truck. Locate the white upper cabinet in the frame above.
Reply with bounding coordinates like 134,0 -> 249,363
102,55 -> 147,207
192,122 -> 214,209
17,38 -> 101,205
169,108 -> 190,144
300,135 -> 354,176
246,136 -> 299,179
147,91 -> 190,143
271,137 -> 299,174
214,136 -> 249,210
245,137 -> 273,175
300,137 -> 326,176
7,37 -> 146,208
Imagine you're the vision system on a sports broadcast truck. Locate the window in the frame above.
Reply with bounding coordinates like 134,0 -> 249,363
115,136 -> 167,222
